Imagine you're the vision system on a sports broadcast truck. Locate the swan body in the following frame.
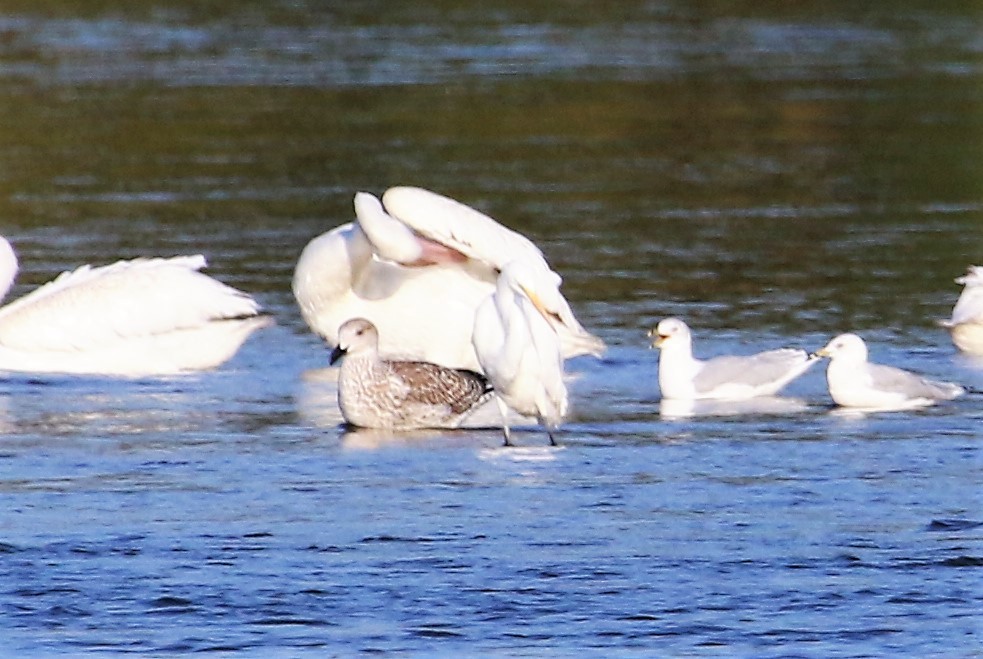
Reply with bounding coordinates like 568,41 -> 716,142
0,237 -> 268,376
650,318 -> 817,401
292,186 -> 604,372
940,265 -> 983,356
330,317 -> 493,430
815,333 -> 964,410
473,260 -> 568,445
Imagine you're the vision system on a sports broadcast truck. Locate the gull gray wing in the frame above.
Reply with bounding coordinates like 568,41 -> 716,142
694,349 -> 811,394
865,363 -> 963,400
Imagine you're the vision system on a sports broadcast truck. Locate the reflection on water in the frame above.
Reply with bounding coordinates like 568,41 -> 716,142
0,0 -> 980,656
659,395 -> 810,419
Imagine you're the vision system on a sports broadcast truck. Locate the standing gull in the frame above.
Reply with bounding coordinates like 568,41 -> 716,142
0,236 -> 268,376
293,186 -> 604,372
330,317 -> 493,430
939,265 -> 983,356
814,333 -> 964,410
472,260 -> 569,446
649,318 -> 818,400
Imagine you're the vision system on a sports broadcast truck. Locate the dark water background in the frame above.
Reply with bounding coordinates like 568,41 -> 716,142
0,1 -> 981,655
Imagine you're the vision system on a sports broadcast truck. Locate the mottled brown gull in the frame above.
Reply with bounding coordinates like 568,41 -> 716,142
330,317 -> 493,430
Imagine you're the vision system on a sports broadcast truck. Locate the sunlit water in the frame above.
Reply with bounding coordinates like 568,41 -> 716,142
0,2 -> 981,656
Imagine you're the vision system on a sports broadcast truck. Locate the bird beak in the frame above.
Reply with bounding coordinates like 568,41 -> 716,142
519,284 -> 560,327
811,348 -> 829,359
329,345 -> 347,365
647,329 -> 669,349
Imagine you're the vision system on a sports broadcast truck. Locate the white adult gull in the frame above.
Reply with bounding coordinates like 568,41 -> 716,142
330,317 -> 493,430
939,265 -> 983,356
649,318 -> 818,401
0,236 -> 268,376
292,186 -> 604,372
814,333 -> 964,410
472,260 -> 569,446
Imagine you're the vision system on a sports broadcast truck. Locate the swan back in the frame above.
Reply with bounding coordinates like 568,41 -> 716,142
0,255 -> 259,352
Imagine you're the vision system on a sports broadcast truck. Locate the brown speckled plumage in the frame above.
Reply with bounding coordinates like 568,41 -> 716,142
331,318 -> 493,430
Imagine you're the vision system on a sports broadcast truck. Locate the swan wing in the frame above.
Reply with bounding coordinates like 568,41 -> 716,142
381,186 -> 545,270
0,255 -> 260,351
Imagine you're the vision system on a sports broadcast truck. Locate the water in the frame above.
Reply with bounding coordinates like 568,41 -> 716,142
1,1 -> 981,655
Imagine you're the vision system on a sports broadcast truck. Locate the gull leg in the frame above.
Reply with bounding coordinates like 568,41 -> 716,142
545,422 -> 558,447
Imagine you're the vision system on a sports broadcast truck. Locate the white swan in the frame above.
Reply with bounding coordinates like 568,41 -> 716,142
292,186 -> 604,372
940,265 -> 983,356
0,237 -> 269,376
473,260 -> 569,446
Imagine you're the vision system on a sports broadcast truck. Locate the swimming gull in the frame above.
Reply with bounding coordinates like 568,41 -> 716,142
814,333 -> 964,410
939,265 -> 983,356
649,317 -> 818,400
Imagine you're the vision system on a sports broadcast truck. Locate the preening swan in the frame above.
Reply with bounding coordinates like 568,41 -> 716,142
649,318 -> 818,401
292,186 -> 604,372
0,237 -> 269,376
939,265 -> 983,356
330,317 -> 493,430
814,333 -> 964,410
473,260 -> 569,446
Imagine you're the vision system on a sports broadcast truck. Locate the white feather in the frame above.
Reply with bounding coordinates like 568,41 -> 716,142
473,261 -> 568,445
0,237 -> 267,375
292,186 -> 604,373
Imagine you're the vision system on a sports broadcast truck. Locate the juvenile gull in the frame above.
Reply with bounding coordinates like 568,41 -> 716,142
815,333 -> 964,410
649,317 -> 818,401
330,317 -> 493,430
939,265 -> 983,356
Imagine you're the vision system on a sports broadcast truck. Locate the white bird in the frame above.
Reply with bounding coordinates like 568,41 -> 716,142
330,317 -> 493,430
649,318 -> 818,401
472,260 -> 569,446
292,186 -> 604,372
0,237 -> 269,376
815,333 -> 965,410
939,265 -> 983,356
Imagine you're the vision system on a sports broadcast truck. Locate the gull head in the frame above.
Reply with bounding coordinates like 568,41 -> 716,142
331,317 -> 379,364
814,332 -> 868,363
648,317 -> 691,350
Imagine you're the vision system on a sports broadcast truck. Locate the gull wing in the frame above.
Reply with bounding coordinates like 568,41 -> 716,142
865,362 -> 963,400
694,349 -> 812,394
